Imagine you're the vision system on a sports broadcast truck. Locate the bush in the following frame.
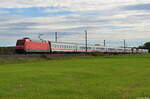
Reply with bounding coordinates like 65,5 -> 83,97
0,47 -> 16,54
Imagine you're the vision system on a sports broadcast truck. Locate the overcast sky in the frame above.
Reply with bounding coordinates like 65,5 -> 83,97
0,0 -> 150,46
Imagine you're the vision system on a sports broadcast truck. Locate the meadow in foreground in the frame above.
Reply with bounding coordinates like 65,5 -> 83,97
0,54 -> 150,99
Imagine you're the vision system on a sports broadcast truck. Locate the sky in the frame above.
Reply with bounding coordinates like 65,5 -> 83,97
0,0 -> 150,47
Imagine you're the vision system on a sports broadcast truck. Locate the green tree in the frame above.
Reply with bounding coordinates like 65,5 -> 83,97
143,42 -> 150,52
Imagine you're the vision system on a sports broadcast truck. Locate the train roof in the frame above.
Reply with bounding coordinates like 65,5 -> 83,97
21,37 -> 47,42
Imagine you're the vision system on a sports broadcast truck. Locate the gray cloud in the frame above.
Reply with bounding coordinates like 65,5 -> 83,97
122,3 -> 150,11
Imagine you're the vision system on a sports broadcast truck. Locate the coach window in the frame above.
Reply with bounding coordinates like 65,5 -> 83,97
101,48 -> 104,50
53,45 -> 56,48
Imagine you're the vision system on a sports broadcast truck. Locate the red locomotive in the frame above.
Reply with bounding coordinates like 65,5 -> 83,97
16,38 -> 51,53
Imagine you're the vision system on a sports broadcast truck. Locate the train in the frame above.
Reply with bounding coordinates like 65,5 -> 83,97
16,37 -> 149,54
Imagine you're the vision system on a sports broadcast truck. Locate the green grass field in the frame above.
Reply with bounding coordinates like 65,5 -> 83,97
0,54 -> 150,99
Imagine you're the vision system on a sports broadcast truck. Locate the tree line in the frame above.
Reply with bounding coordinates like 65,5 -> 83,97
139,42 -> 150,53
0,47 -> 16,54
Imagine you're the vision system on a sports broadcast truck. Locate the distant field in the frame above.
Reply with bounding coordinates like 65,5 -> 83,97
0,54 -> 150,99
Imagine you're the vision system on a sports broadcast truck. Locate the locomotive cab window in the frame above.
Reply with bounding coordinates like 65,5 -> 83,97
17,40 -> 25,45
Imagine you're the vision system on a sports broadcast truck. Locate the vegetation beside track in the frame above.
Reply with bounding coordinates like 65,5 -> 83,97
0,47 -> 15,54
0,54 -> 150,99
0,53 -> 105,65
